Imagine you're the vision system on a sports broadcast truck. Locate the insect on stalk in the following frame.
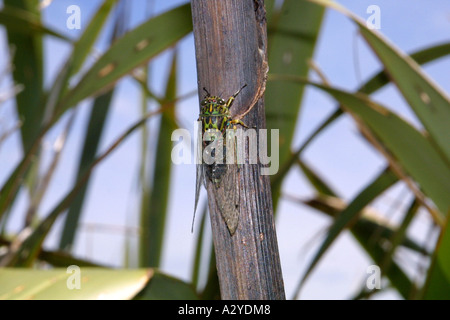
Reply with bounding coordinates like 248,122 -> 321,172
193,84 -> 249,235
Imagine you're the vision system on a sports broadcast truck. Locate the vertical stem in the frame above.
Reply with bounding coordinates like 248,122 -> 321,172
191,0 -> 285,299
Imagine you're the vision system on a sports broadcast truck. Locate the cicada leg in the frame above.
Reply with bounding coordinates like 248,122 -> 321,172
229,118 -> 250,129
225,84 -> 247,109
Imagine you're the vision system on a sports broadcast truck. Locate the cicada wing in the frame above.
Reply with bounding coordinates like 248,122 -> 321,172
214,164 -> 240,235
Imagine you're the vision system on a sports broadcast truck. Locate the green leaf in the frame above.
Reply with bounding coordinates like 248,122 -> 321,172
378,199 -> 420,273
61,3 -> 192,112
274,77 -> 450,219
309,0 -> 450,165
4,0 -> 44,152
200,248 -> 220,300
139,51 -> 178,267
0,0 -> 118,221
38,250 -> 105,268
0,268 -> 151,300
297,163 -> 427,255
3,17 -> 43,226
352,198 -> 421,299
351,221 -> 417,299
1,107 -> 164,267
316,84 -> 450,217
0,268 -> 196,300
0,5 -> 70,41
46,0 -> 118,122
297,156 -> 337,198
290,160 -> 424,298
0,267 -> 152,300
69,0 -> 118,79
58,90 -> 115,250
422,216 -> 450,299
264,0 -> 275,27
300,195 -> 418,298
271,41 -> 450,192
359,42 -> 450,95
134,272 -> 199,300
58,0 -> 125,251
359,28 -> 450,165
298,168 -> 398,291
265,0 -> 325,209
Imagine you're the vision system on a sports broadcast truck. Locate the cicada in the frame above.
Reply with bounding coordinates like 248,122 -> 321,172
193,84 -> 248,235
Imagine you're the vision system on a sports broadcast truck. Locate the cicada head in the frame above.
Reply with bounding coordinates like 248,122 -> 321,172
199,95 -> 230,134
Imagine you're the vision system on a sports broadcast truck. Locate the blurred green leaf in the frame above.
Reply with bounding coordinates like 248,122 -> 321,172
0,268 -> 197,300
0,0 -> 118,222
1,106 -> 165,267
301,196 -> 427,255
297,168 -> 398,292
378,199 -> 420,273
0,237 -> 104,267
359,42 -> 450,95
140,51 -> 178,267
422,216 -> 450,300
61,3 -> 192,112
200,248 -> 220,300
351,220 -> 417,299
272,41 -> 450,191
313,83 -> 450,218
134,272 -> 199,300
309,0 -> 450,165
38,250 -> 105,268
0,0 -> 44,228
273,77 -> 450,220
0,5 -> 69,41
297,158 -> 337,198
0,2 -> 189,262
0,268 -> 153,300
351,198 -> 420,299
46,0 -> 118,122
289,159 -> 424,298
58,0 -> 125,251
3,0 -> 43,152
301,195 -> 418,298
265,0 -> 325,209
358,26 -> 450,165
264,0 -> 275,27
23,111 -> 76,227
58,90 -> 114,250
69,0 -> 119,79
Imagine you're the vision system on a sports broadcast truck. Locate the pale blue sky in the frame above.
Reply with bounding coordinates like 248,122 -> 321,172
0,0 -> 449,299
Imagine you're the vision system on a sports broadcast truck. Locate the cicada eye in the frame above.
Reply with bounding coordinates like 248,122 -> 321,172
201,99 -> 207,106
218,99 -> 225,104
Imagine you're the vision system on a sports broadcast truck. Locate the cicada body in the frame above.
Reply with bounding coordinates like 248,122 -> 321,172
193,84 -> 247,235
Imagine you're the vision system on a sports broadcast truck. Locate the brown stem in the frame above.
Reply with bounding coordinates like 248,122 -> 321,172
191,0 -> 285,300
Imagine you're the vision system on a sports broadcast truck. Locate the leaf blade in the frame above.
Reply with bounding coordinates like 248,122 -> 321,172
308,0 -> 450,164
61,3 -> 192,112
265,0 -> 325,209
270,41 -> 450,192
274,77 -> 450,218
0,5 -> 70,41
298,168 -> 398,291
139,52 -> 178,267
422,216 -> 450,299
3,0 -> 44,151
